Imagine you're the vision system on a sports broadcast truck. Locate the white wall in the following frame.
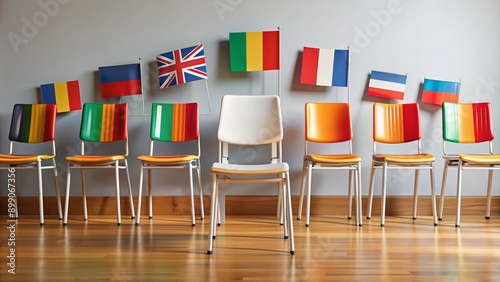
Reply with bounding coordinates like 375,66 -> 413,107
1,0 -> 499,198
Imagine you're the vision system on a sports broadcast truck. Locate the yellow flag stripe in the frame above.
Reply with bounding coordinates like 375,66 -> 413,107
246,32 -> 263,71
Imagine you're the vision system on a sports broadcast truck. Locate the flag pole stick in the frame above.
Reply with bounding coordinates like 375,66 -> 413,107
139,57 -> 145,115
203,80 -> 212,115
347,45 -> 350,104
278,26 -> 282,98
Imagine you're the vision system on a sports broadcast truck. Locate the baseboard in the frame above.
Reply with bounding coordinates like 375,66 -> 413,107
1,195 -> 498,216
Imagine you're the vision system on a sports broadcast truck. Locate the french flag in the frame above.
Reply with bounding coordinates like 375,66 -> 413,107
367,70 -> 407,100
300,47 -> 348,87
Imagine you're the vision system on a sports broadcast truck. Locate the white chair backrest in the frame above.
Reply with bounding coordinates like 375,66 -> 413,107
218,95 -> 283,145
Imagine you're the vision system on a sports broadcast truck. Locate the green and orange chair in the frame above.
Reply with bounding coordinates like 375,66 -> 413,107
439,102 -> 500,227
63,103 -> 135,225
135,102 -> 204,226
0,104 -> 62,225
367,103 -> 438,226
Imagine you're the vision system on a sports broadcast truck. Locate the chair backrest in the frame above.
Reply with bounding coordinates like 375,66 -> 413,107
9,104 -> 57,143
80,103 -> 128,142
218,95 -> 283,145
442,102 -> 494,144
373,103 -> 421,144
150,103 -> 198,142
305,102 -> 352,143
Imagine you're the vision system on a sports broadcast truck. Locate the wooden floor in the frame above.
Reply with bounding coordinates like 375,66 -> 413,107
1,214 -> 500,281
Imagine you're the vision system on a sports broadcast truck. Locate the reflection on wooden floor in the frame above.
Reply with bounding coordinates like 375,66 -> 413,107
1,214 -> 500,281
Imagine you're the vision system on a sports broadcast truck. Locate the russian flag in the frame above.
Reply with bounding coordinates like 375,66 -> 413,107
367,70 -> 407,100
421,78 -> 461,106
300,47 -> 348,87
40,80 -> 81,113
99,63 -> 142,98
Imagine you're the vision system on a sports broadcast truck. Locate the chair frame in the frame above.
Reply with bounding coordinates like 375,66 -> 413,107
297,102 -> 362,227
0,104 -> 62,225
207,95 -> 295,255
135,102 -> 204,226
438,102 -> 499,227
63,103 -> 135,226
367,103 -> 438,227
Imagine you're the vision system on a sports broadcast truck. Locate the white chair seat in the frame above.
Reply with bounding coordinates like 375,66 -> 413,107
211,162 -> 289,175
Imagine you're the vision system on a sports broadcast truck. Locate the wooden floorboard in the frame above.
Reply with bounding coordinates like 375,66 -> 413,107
1,214 -> 500,281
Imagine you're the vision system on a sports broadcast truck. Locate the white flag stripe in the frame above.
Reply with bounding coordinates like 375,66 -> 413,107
316,49 -> 334,86
369,79 -> 406,93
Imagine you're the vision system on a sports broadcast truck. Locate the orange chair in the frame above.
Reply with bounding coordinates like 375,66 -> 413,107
439,102 -> 500,227
135,102 -> 204,226
63,103 -> 135,225
367,103 -> 437,226
0,104 -> 62,225
297,102 -> 362,227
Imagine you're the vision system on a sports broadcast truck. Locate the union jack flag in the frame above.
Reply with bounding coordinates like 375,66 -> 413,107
157,43 -> 208,88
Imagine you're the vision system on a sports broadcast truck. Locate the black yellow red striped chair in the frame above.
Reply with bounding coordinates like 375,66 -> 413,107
135,102 -> 204,226
297,102 -> 362,227
63,103 -> 135,225
0,104 -> 62,225
367,103 -> 437,227
439,102 -> 500,227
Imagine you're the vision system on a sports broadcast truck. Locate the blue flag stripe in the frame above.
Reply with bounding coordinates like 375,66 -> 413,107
371,70 -> 407,84
332,50 -> 348,87
99,63 -> 141,83
40,84 -> 56,104
423,79 -> 461,94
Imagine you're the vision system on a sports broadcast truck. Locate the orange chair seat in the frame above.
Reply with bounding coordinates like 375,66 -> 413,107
65,155 -> 125,166
373,153 -> 435,164
460,154 -> 500,164
305,154 -> 361,164
138,155 -> 199,165
0,154 -> 54,165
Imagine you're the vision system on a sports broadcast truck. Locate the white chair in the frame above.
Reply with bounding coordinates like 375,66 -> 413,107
207,95 -> 295,254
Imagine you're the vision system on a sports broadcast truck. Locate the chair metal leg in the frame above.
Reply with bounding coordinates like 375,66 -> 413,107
305,162 -> 313,227
455,159 -> 464,227
124,159 -> 135,219
148,167 -> 153,219
282,178 -> 288,238
207,174 -> 218,254
114,161 -> 122,226
486,169 -> 493,219
348,170 -> 353,220
438,163 -> 449,220
135,164 -> 145,226
196,162 -> 204,220
63,164 -> 71,225
381,162 -> 388,227
285,171 -> 295,254
188,162 -> 196,226
52,159 -> 63,220
37,159 -> 44,226
367,163 -> 376,219
412,170 -> 420,220
430,165 -> 438,226
356,163 -> 363,227
80,169 -> 88,221
297,161 -> 308,220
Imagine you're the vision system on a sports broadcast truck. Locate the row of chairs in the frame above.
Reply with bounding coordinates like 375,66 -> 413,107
1,97 -> 499,255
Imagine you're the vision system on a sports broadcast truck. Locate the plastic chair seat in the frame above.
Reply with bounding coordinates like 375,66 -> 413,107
373,153 -> 435,164
0,154 -> 55,165
65,155 -> 125,166
211,162 -> 289,175
305,153 -> 361,164
460,154 -> 500,164
137,154 -> 199,165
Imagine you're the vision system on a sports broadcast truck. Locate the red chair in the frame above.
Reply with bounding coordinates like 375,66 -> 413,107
367,103 -> 437,226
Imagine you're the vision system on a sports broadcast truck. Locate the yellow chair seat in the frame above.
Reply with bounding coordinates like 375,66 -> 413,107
211,162 -> 289,175
0,154 -> 54,165
65,155 -> 125,166
373,153 -> 435,164
460,154 -> 500,164
306,154 -> 361,164
138,155 -> 198,165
